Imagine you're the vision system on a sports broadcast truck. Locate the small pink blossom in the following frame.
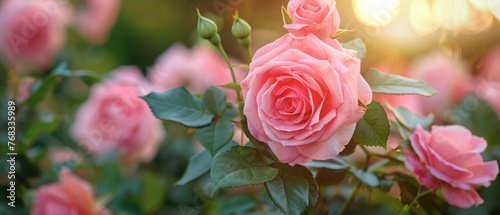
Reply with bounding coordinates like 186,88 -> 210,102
284,0 -> 340,39
32,168 -> 110,215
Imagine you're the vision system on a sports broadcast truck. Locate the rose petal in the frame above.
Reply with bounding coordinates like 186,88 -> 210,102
441,185 -> 484,208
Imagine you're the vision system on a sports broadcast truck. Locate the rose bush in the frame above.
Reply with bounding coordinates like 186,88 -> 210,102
71,67 -> 165,163
32,168 -> 110,215
284,0 -> 340,39
404,125 -> 499,208
241,33 -> 372,165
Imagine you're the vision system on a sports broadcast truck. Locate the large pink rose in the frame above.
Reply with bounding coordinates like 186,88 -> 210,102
241,34 -> 372,165
148,43 -> 245,102
0,0 -> 69,71
32,168 -> 110,215
77,0 -> 121,44
284,0 -> 340,39
404,125 -> 499,208
71,67 -> 165,162
407,51 -> 474,118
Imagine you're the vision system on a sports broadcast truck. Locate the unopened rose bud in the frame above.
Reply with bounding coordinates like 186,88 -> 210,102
197,9 -> 218,40
231,14 -> 252,40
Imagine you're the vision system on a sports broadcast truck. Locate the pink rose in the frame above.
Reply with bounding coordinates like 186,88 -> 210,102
77,0 -> 121,44
477,46 -> 500,82
32,168 -> 110,215
241,34 -> 372,165
407,51 -> 474,118
473,46 -> 500,115
0,0 -> 69,71
404,125 -> 499,208
284,0 -> 340,39
148,43 -> 244,102
71,67 -> 165,163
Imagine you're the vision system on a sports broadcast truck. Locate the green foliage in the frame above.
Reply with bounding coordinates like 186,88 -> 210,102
363,68 -> 437,97
211,146 -> 279,196
265,164 -> 318,215
175,150 -> 212,186
196,119 -> 234,156
140,172 -> 164,213
23,64 -> 101,108
392,106 -> 434,130
141,86 -> 214,127
202,86 -> 227,116
351,101 -> 390,148
341,38 -> 366,59
449,95 -> 500,144
350,169 -> 380,187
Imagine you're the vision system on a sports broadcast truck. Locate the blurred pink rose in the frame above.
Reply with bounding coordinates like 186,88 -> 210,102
241,34 -> 372,165
32,168 -> 110,215
475,46 -> 500,115
77,0 -> 121,44
408,51 -> 474,118
71,67 -> 165,163
404,125 -> 499,208
373,93 -> 424,120
284,0 -> 340,39
477,45 -> 500,82
148,43 -> 244,102
0,0 -> 69,71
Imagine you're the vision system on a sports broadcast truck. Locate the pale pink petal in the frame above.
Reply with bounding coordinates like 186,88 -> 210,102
441,185 -> 484,208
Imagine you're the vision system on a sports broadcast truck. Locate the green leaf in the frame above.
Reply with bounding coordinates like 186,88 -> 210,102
339,139 -> 357,156
341,38 -> 366,59
220,196 -> 256,215
351,101 -> 390,148
23,64 -> 101,108
363,68 -> 437,97
294,165 -> 319,214
449,95 -> 500,144
25,112 -> 59,142
140,172 -> 164,213
379,179 -> 394,192
392,106 -> 434,130
141,86 -> 214,127
303,160 -> 349,170
281,5 -> 292,25
196,119 -> 234,156
203,86 -> 227,115
265,164 -> 310,215
211,146 -> 278,196
350,169 -> 380,187
220,82 -> 242,92
175,150 -> 212,186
